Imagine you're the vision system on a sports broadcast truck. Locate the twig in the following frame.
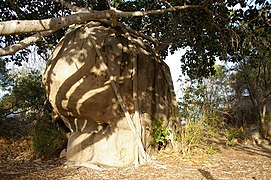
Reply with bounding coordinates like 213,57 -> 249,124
99,19 -> 160,50
50,0 -> 91,12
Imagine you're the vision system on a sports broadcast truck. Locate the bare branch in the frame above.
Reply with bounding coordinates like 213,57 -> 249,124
0,5 -> 208,36
51,0 -> 91,12
0,29 -> 57,56
100,19 -> 160,46
161,0 -> 173,7
6,0 -> 26,19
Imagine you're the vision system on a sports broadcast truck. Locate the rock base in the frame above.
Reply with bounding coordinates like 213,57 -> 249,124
66,128 -> 136,167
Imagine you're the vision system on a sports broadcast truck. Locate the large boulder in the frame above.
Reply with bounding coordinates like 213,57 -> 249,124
42,21 -> 179,167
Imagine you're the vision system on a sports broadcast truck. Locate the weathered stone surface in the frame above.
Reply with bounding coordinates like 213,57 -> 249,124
42,21 -> 179,167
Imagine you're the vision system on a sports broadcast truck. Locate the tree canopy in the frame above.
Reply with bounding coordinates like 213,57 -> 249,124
230,0 -> 271,138
0,0 -> 262,77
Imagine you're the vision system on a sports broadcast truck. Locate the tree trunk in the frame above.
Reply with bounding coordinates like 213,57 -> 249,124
259,100 -> 271,139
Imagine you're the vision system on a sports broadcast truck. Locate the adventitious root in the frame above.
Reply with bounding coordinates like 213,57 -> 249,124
64,156 -> 167,170
64,161 -> 116,171
147,157 -> 167,170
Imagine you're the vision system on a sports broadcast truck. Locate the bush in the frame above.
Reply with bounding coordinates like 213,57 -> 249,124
0,66 -> 66,158
31,111 -> 66,158
176,65 -> 235,156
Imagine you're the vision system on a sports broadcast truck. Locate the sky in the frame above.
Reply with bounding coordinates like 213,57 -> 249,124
164,49 -> 186,99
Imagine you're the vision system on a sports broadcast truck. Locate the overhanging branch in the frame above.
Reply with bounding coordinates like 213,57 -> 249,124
0,5 -> 208,36
0,4 -> 210,56
0,29 -> 58,56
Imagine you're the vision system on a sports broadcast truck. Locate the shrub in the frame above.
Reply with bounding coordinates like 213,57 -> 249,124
0,69 -> 46,118
176,65 -> 235,156
151,117 -> 171,150
0,65 -> 66,158
31,111 -> 66,158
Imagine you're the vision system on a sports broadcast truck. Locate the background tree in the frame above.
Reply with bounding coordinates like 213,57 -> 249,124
0,66 -> 45,118
229,0 -> 271,139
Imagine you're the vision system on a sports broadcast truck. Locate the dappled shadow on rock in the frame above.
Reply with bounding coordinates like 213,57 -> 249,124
42,21 -> 179,166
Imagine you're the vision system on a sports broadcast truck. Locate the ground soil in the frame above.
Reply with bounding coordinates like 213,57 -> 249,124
0,118 -> 270,180
1,139 -> 270,180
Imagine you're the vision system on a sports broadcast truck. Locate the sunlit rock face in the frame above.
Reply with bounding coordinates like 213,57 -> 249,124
42,21 -> 179,167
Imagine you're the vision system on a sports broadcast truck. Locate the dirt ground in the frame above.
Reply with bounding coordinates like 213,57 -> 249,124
0,118 -> 270,180
0,139 -> 270,180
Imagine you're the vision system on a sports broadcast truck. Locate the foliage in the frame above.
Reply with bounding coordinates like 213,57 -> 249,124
179,65 -> 234,123
226,139 -> 237,146
177,65 -> 235,155
119,0 -> 238,78
0,0 -> 257,78
229,0 -> 271,139
0,60 -> 8,88
0,1 -> 269,77
0,67 -> 45,118
225,126 -> 244,146
0,64 -> 65,157
151,117 -> 171,150
0,0 -> 71,64
31,111 -> 65,158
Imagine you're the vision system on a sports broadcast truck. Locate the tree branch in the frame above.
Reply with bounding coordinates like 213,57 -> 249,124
7,0 -> 26,19
100,19 -> 160,47
51,0 -> 91,12
0,29 -> 57,56
0,5 -> 208,36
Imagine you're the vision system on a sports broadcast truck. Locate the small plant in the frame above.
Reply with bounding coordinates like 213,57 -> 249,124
205,143 -> 217,155
31,111 -> 65,158
225,126 -> 243,146
176,117 -> 205,156
226,139 -> 237,146
151,117 -> 171,150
